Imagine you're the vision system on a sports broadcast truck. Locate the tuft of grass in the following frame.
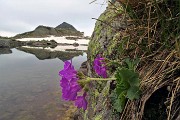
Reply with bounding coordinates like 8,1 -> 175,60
114,0 -> 180,120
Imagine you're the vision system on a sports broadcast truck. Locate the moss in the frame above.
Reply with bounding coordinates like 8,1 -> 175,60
92,3 -> 123,42
85,2 -> 126,119
94,114 -> 103,120
104,33 -> 120,57
83,110 -> 89,120
102,82 -> 110,97
88,39 -> 101,62
94,89 -> 100,98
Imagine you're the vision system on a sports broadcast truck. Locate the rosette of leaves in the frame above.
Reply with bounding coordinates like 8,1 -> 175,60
111,58 -> 141,113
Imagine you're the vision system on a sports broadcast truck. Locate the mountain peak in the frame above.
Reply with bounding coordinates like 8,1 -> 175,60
13,22 -> 83,38
55,22 -> 77,31
35,25 -> 53,30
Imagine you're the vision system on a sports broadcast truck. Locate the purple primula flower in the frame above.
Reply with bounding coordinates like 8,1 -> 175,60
59,61 -> 77,80
93,55 -> 107,78
59,60 -> 88,110
75,92 -> 87,110
60,78 -> 81,100
60,77 -> 69,88
59,61 -> 81,100
60,77 -> 78,88
60,77 -> 81,100
100,67 -> 107,78
62,84 -> 81,100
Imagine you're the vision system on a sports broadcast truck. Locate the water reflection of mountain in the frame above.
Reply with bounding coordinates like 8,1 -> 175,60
0,48 -> 12,55
17,46 -> 85,61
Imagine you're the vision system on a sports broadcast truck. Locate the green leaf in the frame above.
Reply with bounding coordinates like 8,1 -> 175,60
115,68 -> 130,82
128,73 -> 140,87
124,58 -> 140,70
112,59 -> 141,112
116,85 -> 127,96
113,92 -> 126,113
124,58 -> 131,69
127,86 -> 141,100
115,68 -> 138,84
114,100 -> 123,112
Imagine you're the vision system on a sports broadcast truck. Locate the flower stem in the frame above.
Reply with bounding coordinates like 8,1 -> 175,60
88,77 -> 116,81
78,77 -> 116,83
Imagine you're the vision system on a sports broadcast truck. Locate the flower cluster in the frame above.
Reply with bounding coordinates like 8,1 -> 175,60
58,55 -> 141,113
59,55 -> 107,110
93,55 -> 107,78
59,60 -> 87,110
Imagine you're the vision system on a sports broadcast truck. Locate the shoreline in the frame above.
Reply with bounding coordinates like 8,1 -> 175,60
16,36 -> 90,45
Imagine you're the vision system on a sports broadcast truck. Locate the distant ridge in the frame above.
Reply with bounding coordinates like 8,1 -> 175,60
14,22 -> 83,39
56,22 -> 77,31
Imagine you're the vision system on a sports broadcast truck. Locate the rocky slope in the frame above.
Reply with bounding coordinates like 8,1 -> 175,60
84,2 -> 127,119
13,22 -> 83,39
76,1 -> 179,120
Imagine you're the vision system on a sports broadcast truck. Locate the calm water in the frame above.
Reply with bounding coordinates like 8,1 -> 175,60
0,48 -> 87,120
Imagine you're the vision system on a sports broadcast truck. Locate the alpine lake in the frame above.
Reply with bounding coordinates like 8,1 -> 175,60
0,41 -> 88,120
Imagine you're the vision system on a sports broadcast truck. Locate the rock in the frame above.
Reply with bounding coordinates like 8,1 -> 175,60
73,42 -> 79,47
0,38 -> 26,48
0,39 -> 10,48
65,36 -> 81,40
88,1 -> 130,64
0,48 -> 12,54
79,61 -> 88,76
26,40 -> 57,48
82,1 -> 130,119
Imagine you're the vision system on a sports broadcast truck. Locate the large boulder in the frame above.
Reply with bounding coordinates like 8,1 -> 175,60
78,1 -> 180,120
0,48 -> 12,54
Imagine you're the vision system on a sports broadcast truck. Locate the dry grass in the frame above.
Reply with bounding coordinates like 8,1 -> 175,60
120,50 -> 179,120
112,0 -> 180,119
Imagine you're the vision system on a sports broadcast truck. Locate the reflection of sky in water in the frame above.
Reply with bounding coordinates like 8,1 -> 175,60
72,53 -> 87,70
0,48 -> 87,120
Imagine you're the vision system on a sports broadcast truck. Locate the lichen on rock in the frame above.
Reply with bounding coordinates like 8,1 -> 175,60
85,1 -> 129,119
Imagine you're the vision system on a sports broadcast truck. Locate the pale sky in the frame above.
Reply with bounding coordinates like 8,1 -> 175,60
0,0 -> 107,37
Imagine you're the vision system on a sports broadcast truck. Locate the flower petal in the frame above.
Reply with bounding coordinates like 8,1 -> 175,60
75,93 -> 87,110
93,55 -> 107,78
